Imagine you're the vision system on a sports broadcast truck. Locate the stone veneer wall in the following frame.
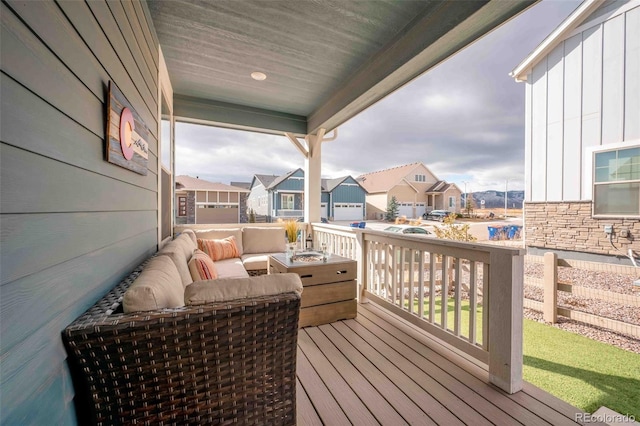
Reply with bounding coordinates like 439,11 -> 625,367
525,201 -> 640,256
239,193 -> 248,223
186,192 -> 196,224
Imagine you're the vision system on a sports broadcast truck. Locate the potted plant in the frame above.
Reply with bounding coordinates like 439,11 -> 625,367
283,220 -> 299,260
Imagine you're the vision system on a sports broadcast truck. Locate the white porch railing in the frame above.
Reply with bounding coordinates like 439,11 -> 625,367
312,223 -> 525,394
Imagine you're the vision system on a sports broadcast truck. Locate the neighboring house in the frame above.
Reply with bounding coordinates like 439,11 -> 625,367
357,162 -> 462,220
246,174 -> 278,219
247,170 -> 367,221
321,176 -> 368,221
512,0 -> 640,260
247,169 -> 304,221
175,175 -> 250,224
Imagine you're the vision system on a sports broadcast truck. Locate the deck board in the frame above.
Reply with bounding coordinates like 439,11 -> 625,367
297,302 -> 586,425
298,330 -> 380,425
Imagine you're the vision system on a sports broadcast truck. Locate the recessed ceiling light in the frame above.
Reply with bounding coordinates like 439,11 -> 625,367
251,71 -> 267,81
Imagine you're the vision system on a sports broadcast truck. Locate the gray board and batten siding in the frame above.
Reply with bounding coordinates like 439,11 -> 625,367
1,1 -> 160,424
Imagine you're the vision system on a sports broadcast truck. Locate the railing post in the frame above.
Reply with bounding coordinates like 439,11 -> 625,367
543,252 -> 558,323
355,230 -> 367,303
488,250 -> 524,394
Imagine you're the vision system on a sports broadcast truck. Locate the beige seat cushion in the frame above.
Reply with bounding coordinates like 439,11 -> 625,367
123,255 -> 184,313
194,229 -> 243,255
158,233 -> 196,287
185,273 -> 303,305
242,227 -> 286,254
214,258 -> 250,279
241,253 -> 279,271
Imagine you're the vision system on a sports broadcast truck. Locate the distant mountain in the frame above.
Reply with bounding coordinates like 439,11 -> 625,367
462,190 -> 524,209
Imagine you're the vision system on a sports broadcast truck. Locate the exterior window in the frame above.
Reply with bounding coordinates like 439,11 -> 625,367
178,196 -> 187,217
415,174 -> 425,182
594,146 -> 640,216
448,196 -> 455,208
282,194 -> 294,210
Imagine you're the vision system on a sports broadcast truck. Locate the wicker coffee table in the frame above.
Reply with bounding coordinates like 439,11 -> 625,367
268,253 -> 357,328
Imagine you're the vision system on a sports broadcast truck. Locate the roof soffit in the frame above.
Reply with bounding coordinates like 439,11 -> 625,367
148,0 -> 536,134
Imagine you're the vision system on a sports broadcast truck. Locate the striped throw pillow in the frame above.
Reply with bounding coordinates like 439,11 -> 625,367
197,236 -> 240,261
188,249 -> 218,281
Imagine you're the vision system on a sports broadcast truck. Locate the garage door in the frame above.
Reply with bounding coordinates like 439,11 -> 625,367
415,203 -> 426,218
196,205 -> 239,224
334,203 -> 363,221
398,202 -> 413,218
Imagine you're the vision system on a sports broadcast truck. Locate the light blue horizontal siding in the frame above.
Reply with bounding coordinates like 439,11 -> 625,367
0,1 -> 159,424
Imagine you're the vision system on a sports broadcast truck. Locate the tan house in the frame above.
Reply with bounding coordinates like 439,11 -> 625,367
175,175 -> 250,224
357,162 -> 462,220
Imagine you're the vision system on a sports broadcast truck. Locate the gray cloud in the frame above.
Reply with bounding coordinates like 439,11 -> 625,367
176,0 -> 581,191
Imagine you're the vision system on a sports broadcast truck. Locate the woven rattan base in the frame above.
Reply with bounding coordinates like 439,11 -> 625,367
63,259 -> 299,425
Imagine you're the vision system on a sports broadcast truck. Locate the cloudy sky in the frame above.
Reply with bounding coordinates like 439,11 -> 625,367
175,0 -> 582,192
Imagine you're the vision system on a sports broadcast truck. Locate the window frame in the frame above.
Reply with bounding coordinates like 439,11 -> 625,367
281,194 -> 295,210
178,196 -> 187,217
591,143 -> 640,219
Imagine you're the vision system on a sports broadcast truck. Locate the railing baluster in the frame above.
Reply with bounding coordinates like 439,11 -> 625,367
409,249 -> 415,314
429,252 -> 435,324
418,250 -> 424,319
454,257 -> 462,336
375,242 -> 381,296
469,261 -> 477,345
391,246 -> 398,305
482,262 -> 489,350
400,248 -> 406,309
441,255 -> 448,330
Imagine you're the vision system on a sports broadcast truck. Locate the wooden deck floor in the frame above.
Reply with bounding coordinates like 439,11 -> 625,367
296,302 -> 588,426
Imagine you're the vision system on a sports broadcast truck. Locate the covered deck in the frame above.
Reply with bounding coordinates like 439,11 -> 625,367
2,1 -> 576,423
297,303 -> 583,425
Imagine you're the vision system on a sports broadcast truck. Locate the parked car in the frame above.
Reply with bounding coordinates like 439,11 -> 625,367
383,225 -> 432,235
423,210 -> 450,221
297,217 -> 328,223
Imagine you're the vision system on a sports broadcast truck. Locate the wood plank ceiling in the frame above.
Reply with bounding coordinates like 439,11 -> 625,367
147,0 -> 537,134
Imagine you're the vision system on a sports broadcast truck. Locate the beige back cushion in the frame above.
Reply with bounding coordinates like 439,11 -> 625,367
242,227 -> 286,254
181,229 -> 197,245
195,229 -> 243,255
185,272 -> 302,305
158,233 -> 196,287
123,255 -> 184,313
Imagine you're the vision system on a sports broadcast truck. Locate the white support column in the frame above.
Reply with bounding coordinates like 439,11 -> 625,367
286,129 -> 337,224
304,128 -> 325,223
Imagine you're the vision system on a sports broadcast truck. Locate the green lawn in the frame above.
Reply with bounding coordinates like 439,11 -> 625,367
524,319 -> 640,418
401,296 -> 640,417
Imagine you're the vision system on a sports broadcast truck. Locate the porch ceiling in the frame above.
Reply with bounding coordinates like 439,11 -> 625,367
147,0 -> 537,135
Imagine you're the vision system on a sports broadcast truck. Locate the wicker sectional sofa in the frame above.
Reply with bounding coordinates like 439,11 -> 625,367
63,228 -> 302,425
